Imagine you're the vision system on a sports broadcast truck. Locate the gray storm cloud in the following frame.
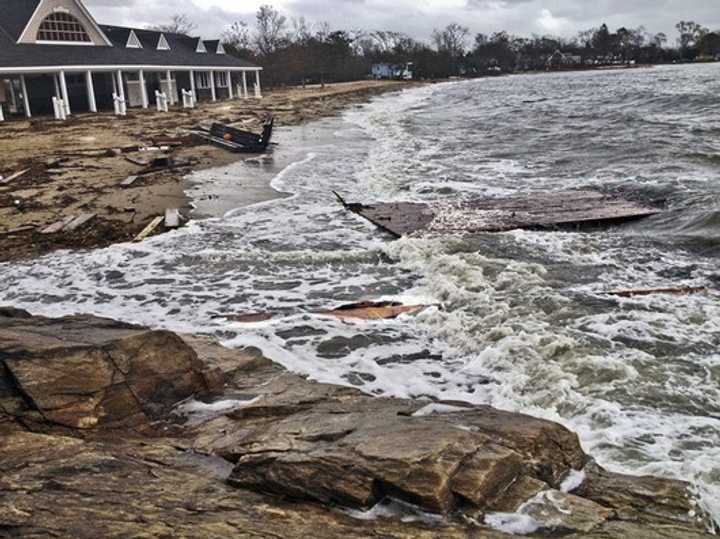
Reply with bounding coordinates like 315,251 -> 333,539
85,0 -> 720,43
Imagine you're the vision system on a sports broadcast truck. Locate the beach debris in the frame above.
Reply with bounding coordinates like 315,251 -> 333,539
164,208 -> 181,229
134,216 -> 164,242
607,286 -> 707,298
120,175 -> 139,188
0,169 -> 29,185
318,301 -> 429,320
225,301 -> 431,324
0,225 -> 36,236
336,190 -> 662,237
125,155 -> 148,167
194,115 -> 274,153
64,213 -> 96,232
40,213 -> 96,235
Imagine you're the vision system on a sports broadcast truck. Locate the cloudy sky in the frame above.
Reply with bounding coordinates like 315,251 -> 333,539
86,0 -> 720,44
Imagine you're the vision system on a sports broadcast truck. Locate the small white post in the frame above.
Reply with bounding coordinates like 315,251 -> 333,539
85,70 -> 97,113
254,70 -> 262,98
242,71 -> 248,99
210,70 -> 216,102
19,75 -> 31,118
0,104 -> 4,122
227,70 -> 233,99
59,70 -> 71,116
139,70 -> 148,109
166,69 -> 174,104
189,70 -> 196,103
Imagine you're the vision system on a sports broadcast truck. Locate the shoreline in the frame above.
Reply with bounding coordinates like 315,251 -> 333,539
0,80 -> 414,262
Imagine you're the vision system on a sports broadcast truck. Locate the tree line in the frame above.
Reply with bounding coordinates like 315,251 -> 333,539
158,7 -> 720,87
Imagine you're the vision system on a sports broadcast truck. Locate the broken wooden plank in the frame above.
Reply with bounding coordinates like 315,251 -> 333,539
41,215 -> 76,235
607,286 -> 707,298
0,225 -> 36,236
120,175 -> 139,188
164,208 -> 180,228
63,213 -> 96,232
318,301 -> 428,320
134,216 -> 164,242
341,190 -> 662,237
0,169 -> 29,185
125,156 -> 149,167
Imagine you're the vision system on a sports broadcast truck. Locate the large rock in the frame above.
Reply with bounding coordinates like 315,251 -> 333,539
0,309 -> 221,430
0,311 -> 713,538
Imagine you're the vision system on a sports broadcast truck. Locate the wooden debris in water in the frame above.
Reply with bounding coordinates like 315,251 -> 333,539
164,208 -> 181,229
318,301 -> 427,320
0,169 -> 29,185
134,216 -> 164,242
124,156 -> 148,167
607,286 -> 707,298
338,190 -> 662,237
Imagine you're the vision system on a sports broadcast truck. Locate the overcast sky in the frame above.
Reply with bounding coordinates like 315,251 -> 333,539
86,0 -> 720,44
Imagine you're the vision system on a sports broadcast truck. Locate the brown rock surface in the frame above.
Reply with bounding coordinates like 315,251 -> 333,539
0,310 -> 713,538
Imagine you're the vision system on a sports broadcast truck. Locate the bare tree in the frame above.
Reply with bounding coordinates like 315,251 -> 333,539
151,14 -> 197,36
255,5 -> 287,56
222,21 -> 252,52
432,23 -> 470,56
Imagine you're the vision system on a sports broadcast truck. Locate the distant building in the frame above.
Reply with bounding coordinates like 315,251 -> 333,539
370,62 -> 414,80
0,0 -> 261,121
547,51 -> 583,69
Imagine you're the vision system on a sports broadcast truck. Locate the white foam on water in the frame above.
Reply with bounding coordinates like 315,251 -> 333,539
484,512 -> 542,535
560,469 -> 586,494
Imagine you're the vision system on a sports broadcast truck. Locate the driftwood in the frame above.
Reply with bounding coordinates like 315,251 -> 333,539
120,175 -> 139,188
338,190 -> 662,237
226,301 -> 430,324
133,216 -> 164,242
0,169 -> 29,185
607,287 -> 707,298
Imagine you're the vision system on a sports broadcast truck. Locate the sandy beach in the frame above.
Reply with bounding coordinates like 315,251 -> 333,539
0,80 -> 412,261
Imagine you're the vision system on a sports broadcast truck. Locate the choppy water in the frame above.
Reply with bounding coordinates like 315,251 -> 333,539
2,64 -> 720,529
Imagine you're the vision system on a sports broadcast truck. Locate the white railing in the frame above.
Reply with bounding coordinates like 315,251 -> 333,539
182,89 -> 195,109
113,93 -> 127,116
155,90 -> 169,112
52,97 -> 67,120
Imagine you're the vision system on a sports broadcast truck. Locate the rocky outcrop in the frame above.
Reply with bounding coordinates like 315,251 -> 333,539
0,309 -> 713,538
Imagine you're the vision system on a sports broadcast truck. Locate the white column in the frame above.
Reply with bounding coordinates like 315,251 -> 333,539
116,70 -> 125,101
254,70 -> 262,98
227,70 -> 233,99
210,70 -> 216,102
242,71 -> 248,99
85,70 -> 97,113
189,70 -> 196,102
0,103 -> 4,122
53,74 -> 60,97
139,70 -> 148,108
19,75 -> 31,118
111,72 -> 117,95
59,70 -> 71,116
166,69 -> 174,104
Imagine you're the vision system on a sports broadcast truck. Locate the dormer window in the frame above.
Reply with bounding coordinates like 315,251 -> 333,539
217,43 -> 226,55
157,34 -> 170,51
37,12 -> 91,43
196,39 -> 207,53
126,30 -> 142,48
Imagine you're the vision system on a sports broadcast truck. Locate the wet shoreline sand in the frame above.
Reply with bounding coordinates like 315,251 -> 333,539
0,80 -> 414,261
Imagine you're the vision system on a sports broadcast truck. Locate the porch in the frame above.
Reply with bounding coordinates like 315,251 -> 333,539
0,67 -> 262,121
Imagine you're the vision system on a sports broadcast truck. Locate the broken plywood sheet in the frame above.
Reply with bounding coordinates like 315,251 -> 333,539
607,286 -> 707,298
41,216 -> 76,235
64,213 -> 96,232
120,175 -> 139,188
317,301 -> 427,320
343,190 -> 661,237
164,208 -> 180,228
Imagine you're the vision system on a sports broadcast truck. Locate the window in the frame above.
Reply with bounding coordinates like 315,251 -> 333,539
126,30 -> 142,49
196,72 -> 210,89
37,12 -> 91,43
216,72 -> 228,88
157,34 -> 170,51
217,43 -> 226,55
196,39 -> 207,53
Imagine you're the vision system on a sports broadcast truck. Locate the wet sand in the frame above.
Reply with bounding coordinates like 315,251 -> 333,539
0,80 -> 413,261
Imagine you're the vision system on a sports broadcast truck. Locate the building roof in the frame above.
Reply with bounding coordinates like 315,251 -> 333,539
0,0 -> 41,41
0,1 -> 258,71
